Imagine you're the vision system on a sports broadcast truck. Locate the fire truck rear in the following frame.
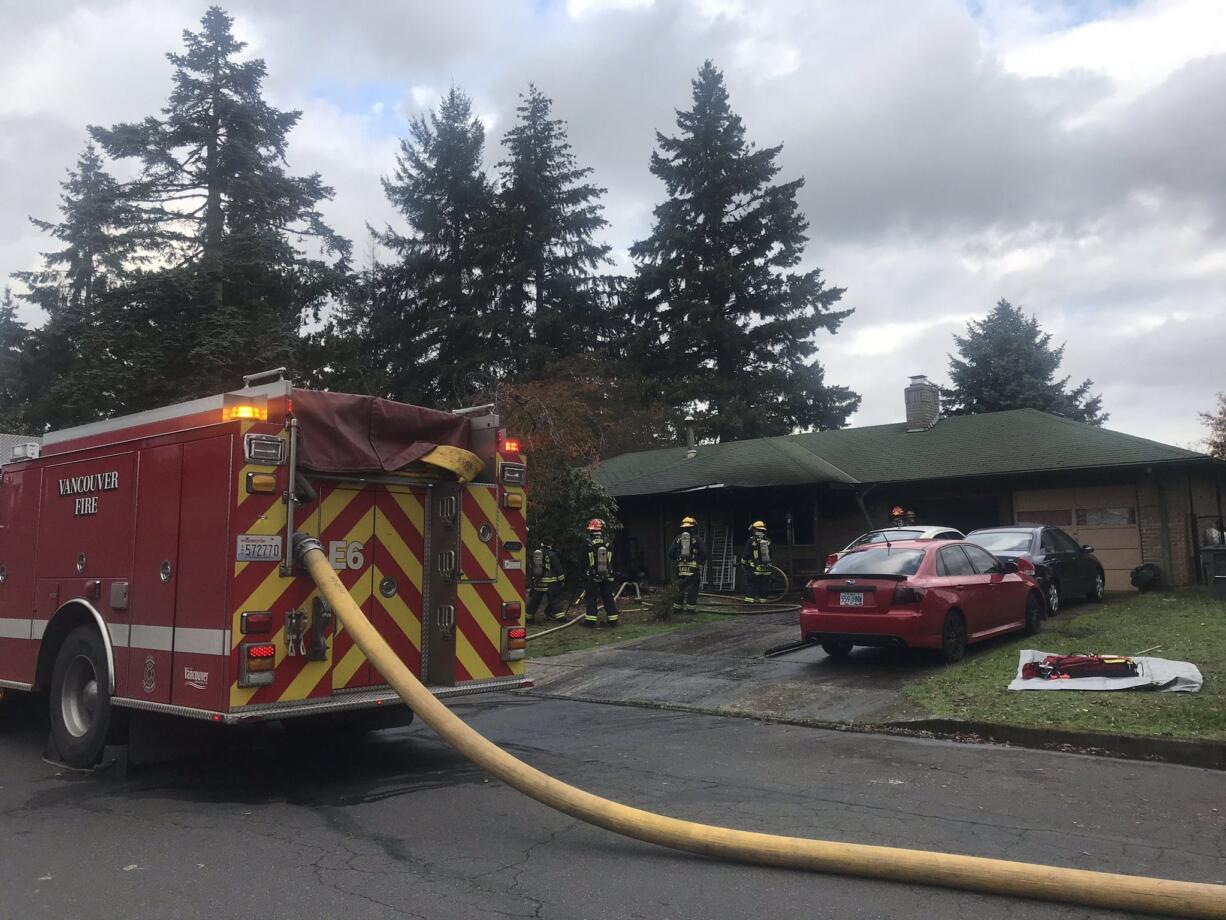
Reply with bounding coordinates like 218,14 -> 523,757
0,370 -> 531,767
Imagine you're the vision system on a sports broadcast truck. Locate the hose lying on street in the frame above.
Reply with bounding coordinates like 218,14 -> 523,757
294,533 -> 1226,920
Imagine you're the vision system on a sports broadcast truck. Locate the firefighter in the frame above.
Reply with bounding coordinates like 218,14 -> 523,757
739,520 -> 773,604
582,518 -> 620,627
526,535 -> 566,623
667,516 -> 708,614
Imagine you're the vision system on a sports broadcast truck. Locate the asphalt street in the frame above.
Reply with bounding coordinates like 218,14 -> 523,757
0,692 -> 1223,920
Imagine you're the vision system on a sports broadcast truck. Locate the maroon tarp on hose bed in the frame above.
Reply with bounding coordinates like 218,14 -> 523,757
290,388 -> 469,474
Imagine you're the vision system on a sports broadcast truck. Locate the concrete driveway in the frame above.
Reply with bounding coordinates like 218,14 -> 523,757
527,610 -> 941,723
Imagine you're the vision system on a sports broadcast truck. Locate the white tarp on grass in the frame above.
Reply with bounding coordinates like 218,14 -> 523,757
1008,649 -> 1203,693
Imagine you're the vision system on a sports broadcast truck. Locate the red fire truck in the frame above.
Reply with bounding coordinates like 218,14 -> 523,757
0,369 -> 530,767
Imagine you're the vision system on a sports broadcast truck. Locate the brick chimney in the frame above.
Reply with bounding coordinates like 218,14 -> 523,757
904,375 -> 940,432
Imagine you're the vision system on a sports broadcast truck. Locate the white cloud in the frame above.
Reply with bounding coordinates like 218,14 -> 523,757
1000,0 -> 1226,114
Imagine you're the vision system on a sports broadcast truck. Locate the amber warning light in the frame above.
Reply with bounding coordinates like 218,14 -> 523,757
502,437 -> 521,453
223,393 -> 269,422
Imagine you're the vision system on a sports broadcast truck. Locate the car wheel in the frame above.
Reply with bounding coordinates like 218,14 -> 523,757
821,640 -> 853,658
940,611 -> 967,664
1046,581 -> 1060,616
1023,591 -> 1043,636
1087,570 -> 1105,603
49,626 -> 113,769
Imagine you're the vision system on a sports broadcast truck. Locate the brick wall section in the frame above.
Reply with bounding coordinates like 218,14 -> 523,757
1136,471 -> 1193,585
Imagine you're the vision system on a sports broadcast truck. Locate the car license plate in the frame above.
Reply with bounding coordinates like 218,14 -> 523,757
839,592 -> 864,607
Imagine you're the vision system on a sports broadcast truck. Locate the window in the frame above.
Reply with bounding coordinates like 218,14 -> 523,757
962,544 -> 1001,574
935,531 -> 964,540
937,546 -> 976,577
1019,509 -> 1072,526
853,529 -> 922,547
1050,529 -> 1082,554
1040,530 -> 1058,553
1076,506 -> 1136,526
828,548 -> 925,576
968,531 -> 1032,554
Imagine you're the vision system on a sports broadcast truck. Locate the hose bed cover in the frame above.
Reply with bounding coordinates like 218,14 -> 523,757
291,388 -> 469,474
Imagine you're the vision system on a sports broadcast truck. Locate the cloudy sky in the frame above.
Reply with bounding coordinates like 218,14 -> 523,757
2,0 -> 1224,447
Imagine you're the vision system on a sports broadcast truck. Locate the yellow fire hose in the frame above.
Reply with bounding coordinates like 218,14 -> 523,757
294,534 -> 1226,919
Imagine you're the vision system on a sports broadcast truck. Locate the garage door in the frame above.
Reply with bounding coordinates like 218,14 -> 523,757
1013,484 -> 1141,592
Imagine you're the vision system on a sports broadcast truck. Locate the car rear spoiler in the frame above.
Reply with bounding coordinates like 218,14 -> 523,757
809,573 -> 909,581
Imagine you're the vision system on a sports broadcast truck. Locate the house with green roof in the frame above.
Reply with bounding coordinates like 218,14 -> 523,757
594,377 -> 1226,592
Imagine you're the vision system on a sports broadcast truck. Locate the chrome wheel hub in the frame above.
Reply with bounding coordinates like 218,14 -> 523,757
61,655 -> 99,739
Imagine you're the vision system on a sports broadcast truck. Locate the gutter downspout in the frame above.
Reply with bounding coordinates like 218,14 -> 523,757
855,484 -> 880,531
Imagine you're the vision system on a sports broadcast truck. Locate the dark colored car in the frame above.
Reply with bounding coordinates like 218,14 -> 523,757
800,540 -> 1044,663
965,525 -> 1105,615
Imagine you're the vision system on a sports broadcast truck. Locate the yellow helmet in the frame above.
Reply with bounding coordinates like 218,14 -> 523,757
680,516 -> 697,528
751,520 -> 766,530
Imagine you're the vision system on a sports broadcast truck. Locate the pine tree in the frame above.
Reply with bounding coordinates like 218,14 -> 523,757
493,85 -> 611,380
0,288 -> 30,431
363,87 -> 497,404
630,60 -> 857,442
12,143 -> 144,428
944,299 -> 1107,425
90,5 -> 349,398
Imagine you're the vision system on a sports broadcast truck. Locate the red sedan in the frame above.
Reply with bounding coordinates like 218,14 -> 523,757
800,540 -> 1044,663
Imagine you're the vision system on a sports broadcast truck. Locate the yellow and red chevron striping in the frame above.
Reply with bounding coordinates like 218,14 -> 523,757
370,486 -> 426,678
459,484 -> 499,582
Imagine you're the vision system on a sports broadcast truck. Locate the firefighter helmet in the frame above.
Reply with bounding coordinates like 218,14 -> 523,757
680,516 -> 697,528
751,520 -> 766,530
586,518 -> 604,531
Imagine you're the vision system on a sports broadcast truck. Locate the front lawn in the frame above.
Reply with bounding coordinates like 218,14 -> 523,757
902,589 -> 1226,742
526,594 -> 722,658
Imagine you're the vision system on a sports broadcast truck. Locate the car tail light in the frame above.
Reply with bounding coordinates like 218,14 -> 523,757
501,625 -> 527,662
891,585 -> 926,606
238,641 -> 276,687
802,582 -> 818,604
824,553 -> 838,572
1015,557 -> 1036,575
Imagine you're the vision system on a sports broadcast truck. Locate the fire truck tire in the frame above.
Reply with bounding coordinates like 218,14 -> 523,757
48,626 -> 113,769
295,533 -> 1226,920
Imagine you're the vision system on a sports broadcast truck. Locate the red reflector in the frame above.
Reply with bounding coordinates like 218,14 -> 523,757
507,627 -> 526,640
247,643 -> 276,659
211,714 -> 222,722
241,611 -> 273,634
503,438 -> 521,453
501,602 -> 522,621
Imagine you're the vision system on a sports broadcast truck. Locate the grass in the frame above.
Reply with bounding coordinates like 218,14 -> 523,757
525,592 -> 723,659
902,588 -> 1226,743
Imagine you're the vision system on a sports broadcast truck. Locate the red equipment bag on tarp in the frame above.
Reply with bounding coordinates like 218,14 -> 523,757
290,389 -> 469,474
1021,654 -> 1140,680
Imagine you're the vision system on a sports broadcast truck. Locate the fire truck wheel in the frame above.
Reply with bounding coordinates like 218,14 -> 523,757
49,626 -> 113,768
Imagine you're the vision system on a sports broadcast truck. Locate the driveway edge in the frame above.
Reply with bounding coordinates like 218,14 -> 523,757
521,689 -> 1226,770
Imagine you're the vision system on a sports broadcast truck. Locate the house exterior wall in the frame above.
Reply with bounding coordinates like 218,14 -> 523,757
611,465 -> 1223,588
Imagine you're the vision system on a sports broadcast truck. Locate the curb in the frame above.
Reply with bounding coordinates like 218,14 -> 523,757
883,718 -> 1226,771
521,689 -> 1226,771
